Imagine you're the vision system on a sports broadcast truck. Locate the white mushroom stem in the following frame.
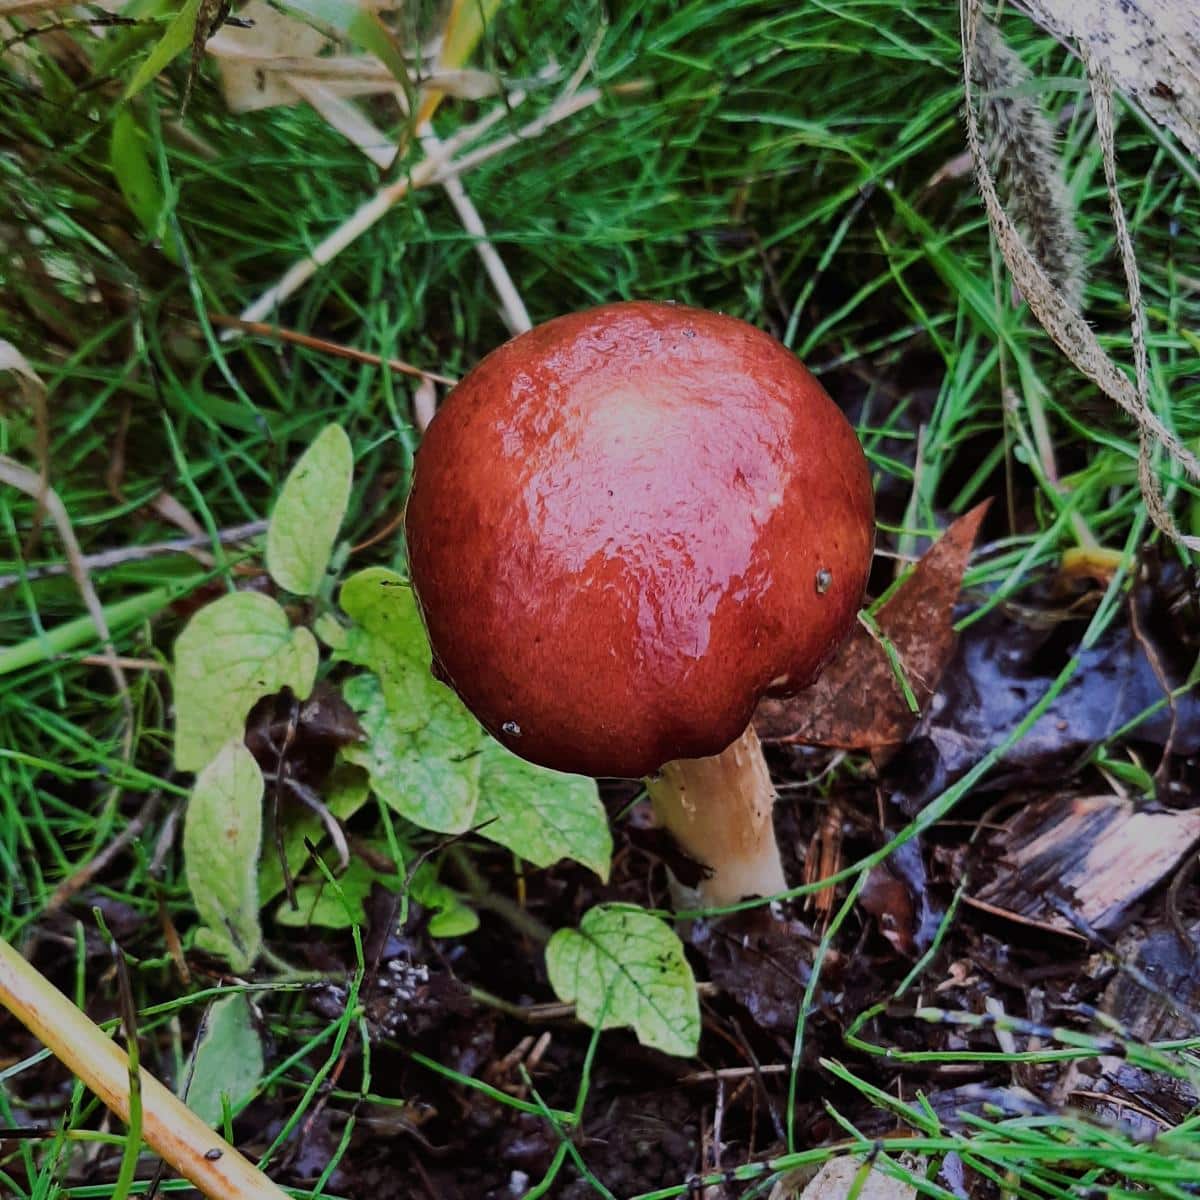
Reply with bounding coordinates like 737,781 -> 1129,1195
645,724 -> 787,906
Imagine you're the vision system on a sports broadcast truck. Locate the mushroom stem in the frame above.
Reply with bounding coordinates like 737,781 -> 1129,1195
645,724 -> 787,906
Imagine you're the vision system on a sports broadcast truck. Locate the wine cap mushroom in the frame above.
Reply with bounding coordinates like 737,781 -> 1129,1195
405,300 -> 874,903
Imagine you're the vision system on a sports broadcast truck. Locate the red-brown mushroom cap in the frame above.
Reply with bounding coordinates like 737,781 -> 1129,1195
405,301 -> 874,778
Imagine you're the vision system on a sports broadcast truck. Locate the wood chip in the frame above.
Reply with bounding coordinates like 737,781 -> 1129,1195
972,795 -> 1200,935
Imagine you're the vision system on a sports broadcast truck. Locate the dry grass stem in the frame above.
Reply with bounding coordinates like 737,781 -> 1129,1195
0,940 -> 291,1200
961,0 -> 1200,551
232,97 -> 515,328
0,519 -> 268,589
0,456 -> 132,708
972,17 -> 1086,312
421,126 -> 532,335
235,57 -> 608,330
210,316 -> 456,383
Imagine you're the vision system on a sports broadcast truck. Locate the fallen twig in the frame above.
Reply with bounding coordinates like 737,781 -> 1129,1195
208,316 -> 457,384
0,519 -> 268,590
0,938 -> 291,1200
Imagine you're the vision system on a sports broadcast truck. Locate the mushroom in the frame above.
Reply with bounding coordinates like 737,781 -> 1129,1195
404,301 -> 874,905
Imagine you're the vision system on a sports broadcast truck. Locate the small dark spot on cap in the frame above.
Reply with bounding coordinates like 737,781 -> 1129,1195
815,568 -> 832,595
682,328 -> 696,338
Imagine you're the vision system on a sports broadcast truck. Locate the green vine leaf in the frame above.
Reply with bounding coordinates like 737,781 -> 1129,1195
412,865 -> 479,938
329,567 -> 474,734
173,591 -> 318,773
183,740 -> 264,972
266,423 -> 354,596
330,567 -> 611,873
476,742 -> 611,880
342,672 -> 483,833
546,905 -> 700,1057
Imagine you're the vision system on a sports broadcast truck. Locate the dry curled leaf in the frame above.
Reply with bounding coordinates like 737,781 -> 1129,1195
755,502 -> 988,754
207,0 -> 329,112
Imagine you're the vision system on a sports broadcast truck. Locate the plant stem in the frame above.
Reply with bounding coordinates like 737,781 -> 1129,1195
0,938 -> 290,1200
447,847 -> 553,944
0,582 -> 199,677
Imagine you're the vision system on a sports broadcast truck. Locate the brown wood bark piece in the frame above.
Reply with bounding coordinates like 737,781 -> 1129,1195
972,794 -> 1200,935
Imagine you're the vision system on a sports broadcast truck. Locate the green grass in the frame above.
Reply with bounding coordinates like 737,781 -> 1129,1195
2,0 -> 1200,1196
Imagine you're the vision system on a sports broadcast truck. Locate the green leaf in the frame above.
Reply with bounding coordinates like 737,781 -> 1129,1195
476,742 -> 611,880
258,764 -> 370,904
546,905 -> 700,1057
182,994 -> 263,1127
124,0 -> 204,99
332,568 -> 485,833
331,568 -> 611,867
274,852 -> 399,929
411,865 -> 479,939
174,592 -> 319,772
110,108 -> 177,262
183,741 -> 264,972
342,673 -> 483,833
331,568 -> 469,730
266,424 -> 354,596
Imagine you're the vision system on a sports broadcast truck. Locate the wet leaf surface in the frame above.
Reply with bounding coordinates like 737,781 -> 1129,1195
546,904 -> 700,1056
891,575 -> 1200,815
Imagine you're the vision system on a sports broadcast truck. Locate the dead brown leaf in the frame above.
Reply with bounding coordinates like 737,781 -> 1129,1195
755,501 -> 989,754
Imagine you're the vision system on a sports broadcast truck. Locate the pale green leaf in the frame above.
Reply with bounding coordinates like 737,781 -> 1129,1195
182,994 -> 263,1127
266,424 -> 354,596
332,567 -> 609,868
312,612 -> 346,651
274,853 -> 399,929
333,567 -> 470,732
258,764 -> 370,904
183,741 -> 264,972
546,905 -> 699,1057
124,0 -> 204,99
173,591 -> 319,772
342,673 -> 483,833
476,742 -> 611,880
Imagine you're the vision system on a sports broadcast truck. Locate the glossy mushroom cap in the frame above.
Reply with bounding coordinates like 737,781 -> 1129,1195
405,301 -> 874,778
